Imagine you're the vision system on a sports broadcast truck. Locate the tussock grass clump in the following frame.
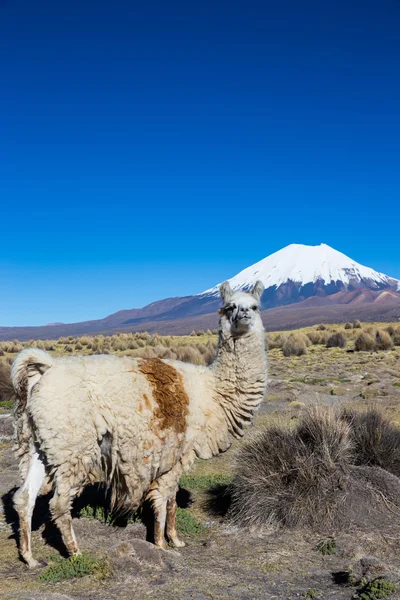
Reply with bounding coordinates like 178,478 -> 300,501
282,333 -> 309,357
353,319 -> 362,329
375,329 -> 393,351
391,328 -> 400,346
344,322 -> 353,330
0,362 -> 14,406
355,332 -> 375,352
267,333 -> 287,349
230,406 -> 352,529
230,406 -> 400,532
316,324 -> 327,331
326,332 -> 346,349
306,331 -> 321,345
342,407 -> 400,478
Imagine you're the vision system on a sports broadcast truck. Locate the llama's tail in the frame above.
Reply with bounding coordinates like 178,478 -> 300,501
11,348 -> 54,410
11,349 -> 54,481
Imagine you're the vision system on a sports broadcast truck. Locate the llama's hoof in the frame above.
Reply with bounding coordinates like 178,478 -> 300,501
25,557 -> 40,569
155,540 -> 168,550
170,538 -> 186,548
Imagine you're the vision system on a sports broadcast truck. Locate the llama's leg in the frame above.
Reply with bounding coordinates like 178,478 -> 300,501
153,497 -> 168,549
166,493 -> 185,548
13,450 -> 46,568
50,483 -> 80,557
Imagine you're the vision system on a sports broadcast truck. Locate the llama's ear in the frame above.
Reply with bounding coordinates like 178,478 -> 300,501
252,280 -> 264,302
220,281 -> 233,304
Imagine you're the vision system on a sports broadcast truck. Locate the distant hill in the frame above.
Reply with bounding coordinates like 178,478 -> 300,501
1,243 -> 399,340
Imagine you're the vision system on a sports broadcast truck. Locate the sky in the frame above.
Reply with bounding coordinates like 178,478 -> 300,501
1,0 -> 400,326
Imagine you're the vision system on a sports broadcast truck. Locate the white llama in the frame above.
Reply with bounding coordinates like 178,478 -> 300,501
12,280 -> 267,567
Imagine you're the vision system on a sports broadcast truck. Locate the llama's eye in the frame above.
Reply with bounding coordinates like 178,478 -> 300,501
252,305 -> 258,311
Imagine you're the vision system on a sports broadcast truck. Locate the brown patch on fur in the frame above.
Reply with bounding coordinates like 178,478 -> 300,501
143,393 -> 152,411
138,358 -> 189,434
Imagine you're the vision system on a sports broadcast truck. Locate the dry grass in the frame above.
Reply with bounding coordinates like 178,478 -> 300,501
282,333 -> 309,357
230,406 -> 400,532
326,331 -> 346,349
230,406 -> 353,529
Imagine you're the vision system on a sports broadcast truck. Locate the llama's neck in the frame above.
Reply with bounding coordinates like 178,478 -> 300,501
211,328 -> 267,438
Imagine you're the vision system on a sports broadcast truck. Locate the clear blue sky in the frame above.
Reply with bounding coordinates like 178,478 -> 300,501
1,0 -> 399,326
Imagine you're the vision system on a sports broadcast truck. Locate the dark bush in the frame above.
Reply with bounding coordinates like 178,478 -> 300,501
344,322 -> 352,330
326,332 -> 346,349
317,324 -> 327,331
353,319 -> 362,329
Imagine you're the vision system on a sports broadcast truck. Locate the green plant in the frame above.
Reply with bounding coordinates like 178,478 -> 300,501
0,399 -> 13,410
39,553 -> 111,583
359,578 -> 396,599
315,537 -> 336,555
304,590 -> 317,599
176,508 -> 205,535
79,504 -> 141,525
179,473 -> 233,491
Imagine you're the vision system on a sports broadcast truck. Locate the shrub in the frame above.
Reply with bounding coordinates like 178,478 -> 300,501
326,332 -> 346,349
344,322 -> 352,330
0,362 -> 14,405
341,407 -> 400,478
230,406 -> 352,529
392,328 -> 400,346
353,319 -> 362,329
176,345 -> 204,365
358,578 -> 396,599
230,406 -> 400,533
316,324 -> 326,331
307,331 -> 321,345
355,333 -> 375,352
282,333 -> 308,356
268,333 -> 287,349
375,329 -> 393,351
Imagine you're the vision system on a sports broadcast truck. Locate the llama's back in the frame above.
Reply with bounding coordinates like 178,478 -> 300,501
12,351 -> 209,492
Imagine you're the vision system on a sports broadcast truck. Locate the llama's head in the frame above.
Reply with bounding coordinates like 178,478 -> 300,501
219,280 -> 264,337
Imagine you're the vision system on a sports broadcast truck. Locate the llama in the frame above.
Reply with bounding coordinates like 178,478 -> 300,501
12,280 -> 267,567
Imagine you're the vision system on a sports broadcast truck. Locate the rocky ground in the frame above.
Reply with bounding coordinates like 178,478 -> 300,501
1,340 -> 400,599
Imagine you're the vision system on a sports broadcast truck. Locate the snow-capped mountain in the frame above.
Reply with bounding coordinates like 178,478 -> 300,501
200,244 -> 400,308
0,243 -> 399,340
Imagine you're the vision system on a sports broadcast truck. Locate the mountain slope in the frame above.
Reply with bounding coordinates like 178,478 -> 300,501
0,243 -> 399,340
200,244 -> 400,307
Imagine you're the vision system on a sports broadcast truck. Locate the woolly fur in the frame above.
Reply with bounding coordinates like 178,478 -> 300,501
12,281 -> 267,564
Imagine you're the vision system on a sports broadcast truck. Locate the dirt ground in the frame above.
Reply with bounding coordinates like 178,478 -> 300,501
1,341 -> 400,599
